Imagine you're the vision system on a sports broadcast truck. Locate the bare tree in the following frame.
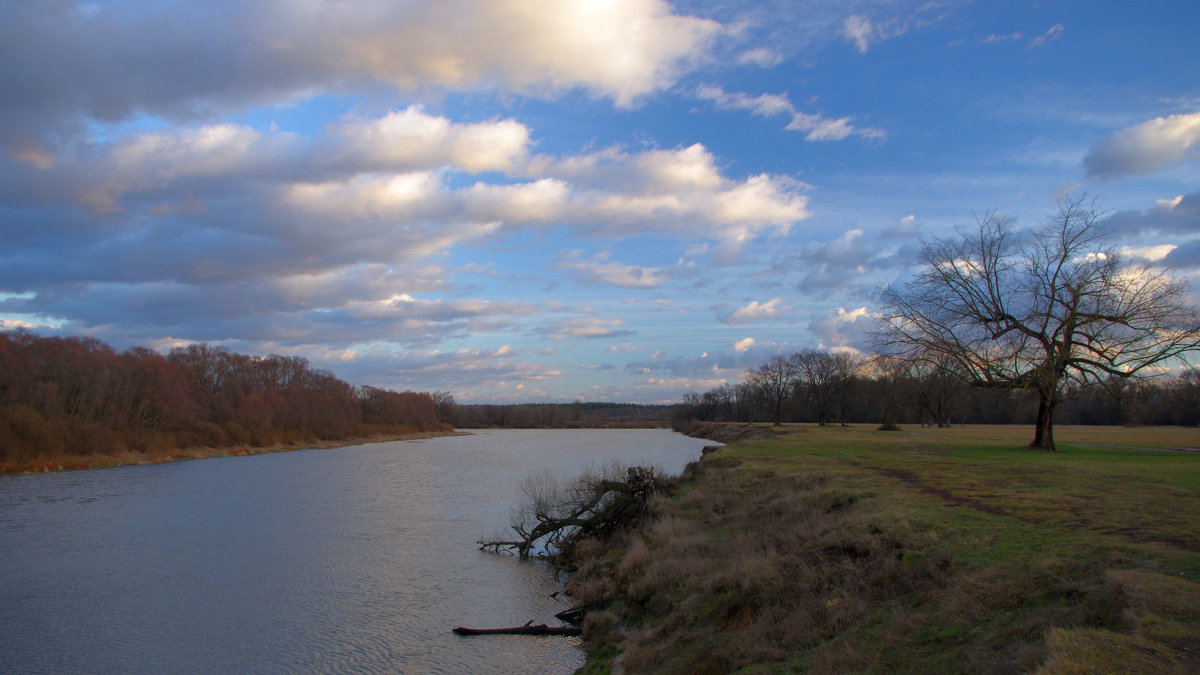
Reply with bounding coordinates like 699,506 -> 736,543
831,351 -> 866,426
792,349 -> 838,425
480,463 -> 672,559
749,355 -> 799,426
872,354 -> 912,431
878,195 -> 1200,451
911,355 -> 963,427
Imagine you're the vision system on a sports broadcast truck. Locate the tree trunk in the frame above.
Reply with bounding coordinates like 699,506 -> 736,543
1030,391 -> 1057,452
453,624 -> 582,637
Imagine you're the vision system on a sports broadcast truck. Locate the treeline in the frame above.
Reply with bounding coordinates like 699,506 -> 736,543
677,349 -> 1200,428
448,401 -> 673,429
0,330 -> 450,464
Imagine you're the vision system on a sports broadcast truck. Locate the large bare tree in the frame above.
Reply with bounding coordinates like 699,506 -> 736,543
792,349 -> 838,425
749,355 -> 798,426
878,196 -> 1200,451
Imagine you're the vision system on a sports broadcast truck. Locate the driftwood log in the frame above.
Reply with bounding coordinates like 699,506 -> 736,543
452,624 -> 582,637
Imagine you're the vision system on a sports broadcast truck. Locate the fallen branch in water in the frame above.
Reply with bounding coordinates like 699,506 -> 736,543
452,624 -> 582,637
479,464 -> 674,560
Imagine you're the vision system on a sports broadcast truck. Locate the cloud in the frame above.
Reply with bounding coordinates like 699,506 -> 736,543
553,251 -> 669,288
807,306 -> 877,351
983,32 -> 1023,44
883,214 -> 921,239
1028,23 -> 1064,48
737,48 -> 784,68
542,317 -> 635,340
841,15 -> 878,53
0,0 -> 724,156
1101,192 -> 1200,235
1163,240 -> 1200,269
720,298 -> 789,324
348,293 -> 536,322
325,106 -> 531,173
1117,244 -> 1177,263
525,143 -> 810,244
1084,112 -> 1200,180
733,337 -> 756,352
781,228 -> 913,293
334,344 -> 566,401
696,85 -> 885,141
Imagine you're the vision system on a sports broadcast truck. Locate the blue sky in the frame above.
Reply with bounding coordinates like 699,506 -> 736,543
2,0 -> 1198,403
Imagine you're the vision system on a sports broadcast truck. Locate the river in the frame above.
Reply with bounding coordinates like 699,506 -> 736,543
0,428 -> 714,674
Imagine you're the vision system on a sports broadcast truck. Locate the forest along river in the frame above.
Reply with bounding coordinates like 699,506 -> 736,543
0,428 -> 714,674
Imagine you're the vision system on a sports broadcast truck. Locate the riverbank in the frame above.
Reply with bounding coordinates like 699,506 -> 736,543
0,429 -> 466,474
567,423 -> 1200,673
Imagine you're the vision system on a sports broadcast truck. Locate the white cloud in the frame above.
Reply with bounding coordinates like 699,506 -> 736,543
983,32 -> 1023,44
808,306 -> 878,350
0,0 -> 725,158
841,15 -> 878,53
1084,112 -> 1200,180
737,48 -> 784,68
343,345 -> 565,401
1118,243 -> 1177,263
528,144 -> 810,246
543,317 -> 634,340
554,251 -> 669,288
464,178 -> 571,222
328,105 -> 531,173
696,85 -> 885,142
720,298 -> 789,324
276,0 -> 723,108
1028,23 -> 1064,48
350,293 -> 535,322
733,337 -> 756,352
633,143 -> 725,191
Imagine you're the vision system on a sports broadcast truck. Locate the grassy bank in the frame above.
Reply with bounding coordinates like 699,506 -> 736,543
567,424 -> 1200,673
0,428 -> 464,474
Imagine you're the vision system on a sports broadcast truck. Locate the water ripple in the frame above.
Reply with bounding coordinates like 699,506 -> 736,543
0,429 -> 710,673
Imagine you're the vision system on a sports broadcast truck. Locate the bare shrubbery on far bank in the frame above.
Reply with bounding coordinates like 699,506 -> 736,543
0,330 -> 449,470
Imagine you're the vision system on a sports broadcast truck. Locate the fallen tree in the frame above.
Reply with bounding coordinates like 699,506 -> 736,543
452,623 -> 582,637
479,463 -> 673,561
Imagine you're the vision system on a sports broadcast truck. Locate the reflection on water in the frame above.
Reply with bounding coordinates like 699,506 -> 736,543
0,429 -> 711,673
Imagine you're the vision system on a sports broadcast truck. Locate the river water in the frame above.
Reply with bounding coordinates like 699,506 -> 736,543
0,428 -> 713,674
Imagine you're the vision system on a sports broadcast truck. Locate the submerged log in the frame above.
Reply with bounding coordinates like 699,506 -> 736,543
452,623 -> 582,637
554,605 -> 589,626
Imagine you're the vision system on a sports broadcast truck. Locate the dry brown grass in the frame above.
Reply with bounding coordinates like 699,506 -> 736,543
570,423 -> 1200,674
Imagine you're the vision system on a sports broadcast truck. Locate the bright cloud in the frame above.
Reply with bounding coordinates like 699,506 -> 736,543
543,317 -> 634,340
0,0 -> 723,153
1084,112 -> 1200,180
841,15 -> 878,53
696,85 -> 885,141
808,306 -> 877,351
737,48 -> 784,68
327,106 -> 531,173
1118,244 -> 1177,263
0,1 -> 1194,404
720,298 -> 789,324
554,251 -> 670,288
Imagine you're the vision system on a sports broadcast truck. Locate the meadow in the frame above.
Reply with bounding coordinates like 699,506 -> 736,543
567,424 -> 1200,673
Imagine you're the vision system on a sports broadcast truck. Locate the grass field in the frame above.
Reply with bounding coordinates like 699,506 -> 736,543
568,424 -> 1200,673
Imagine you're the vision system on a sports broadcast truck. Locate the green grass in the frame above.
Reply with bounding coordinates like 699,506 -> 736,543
568,424 -> 1200,673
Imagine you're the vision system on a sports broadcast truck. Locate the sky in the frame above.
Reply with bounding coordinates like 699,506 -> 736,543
2,0 -> 1199,404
